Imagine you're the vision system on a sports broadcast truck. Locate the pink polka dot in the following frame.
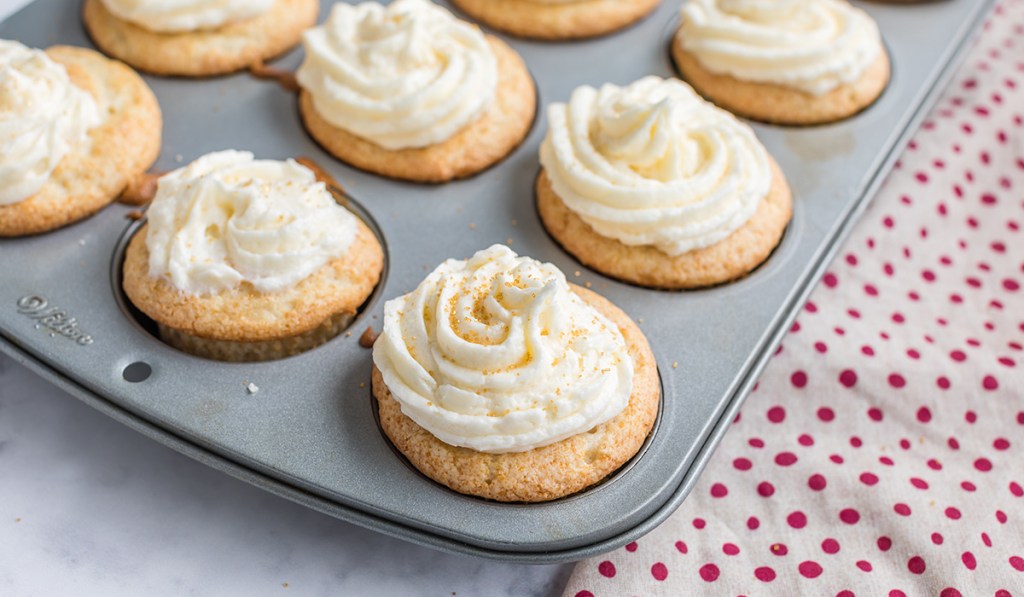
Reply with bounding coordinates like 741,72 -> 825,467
997,510 -> 1008,523
747,516 -> 760,530
799,561 -> 823,579
894,503 -> 912,516
878,536 -> 892,551
911,478 -> 930,490
840,509 -> 860,524
651,562 -> 668,581
928,459 -> 943,471
770,543 -> 788,556
723,543 -> 740,556
758,482 -> 775,498
1010,556 -> 1024,571
995,591 -> 1012,597
754,566 -> 776,582
818,408 -> 835,422
890,592 -> 907,597
940,589 -> 963,597
710,483 -> 728,498
675,541 -> 688,554
1010,482 -> 1023,497
888,374 -> 907,389
938,376 -> 952,389
932,533 -> 944,545
798,434 -> 815,447
822,538 -> 841,554
983,533 -> 993,548
962,551 -> 977,570
808,474 -> 827,491
856,560 -> 872,572
983,375 -> 1000,390
625,541 -> 638,552
976,458 -> 994,472
838,591 -> 855,597
748,438 -> 765,449
733,457 -> 752,471
946,507 -> 962,520
699,563 -> 720,582
860,472 -> 879,485
839,370 -> 858,388
917,407 -> 933,423
908,556 -> 927,575
962,481 -> 977,492
868,407 -> 883,421
767,406 -> 786,423
790,371 -> 808,388
775,452 -> 798,466
693,518 -> 706,530
575,592 -> 594,597
787,511 -> 807,529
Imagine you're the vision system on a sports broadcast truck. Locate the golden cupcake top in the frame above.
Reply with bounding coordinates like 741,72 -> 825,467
678,0 -> 882,95
0,39 -> 100,206
296,0 -> 498,150
373,245 -> 634,454
540,76 -> 772,256
145,150 -> 360,296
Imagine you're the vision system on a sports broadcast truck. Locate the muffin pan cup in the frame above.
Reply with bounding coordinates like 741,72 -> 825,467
0,0 -> 996,563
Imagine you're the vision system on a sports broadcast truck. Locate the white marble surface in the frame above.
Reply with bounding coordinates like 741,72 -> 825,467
0,2 -> 571,595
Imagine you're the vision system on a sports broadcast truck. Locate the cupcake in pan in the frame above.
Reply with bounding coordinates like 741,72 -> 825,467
0,40 -> 161,237
537,76 -> 792,289
82,0 -> 318,76
672,0 -> 890,125
372,245 -> 659,502
449,0 -> 661,41
296,0 -> 536,183
122,150 -> 383,362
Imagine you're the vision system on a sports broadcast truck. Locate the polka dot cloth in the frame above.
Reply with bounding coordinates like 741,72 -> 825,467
566,3 -> 1024,595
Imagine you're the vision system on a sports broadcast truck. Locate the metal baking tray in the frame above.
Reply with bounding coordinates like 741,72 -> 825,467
0,0 -> 995,563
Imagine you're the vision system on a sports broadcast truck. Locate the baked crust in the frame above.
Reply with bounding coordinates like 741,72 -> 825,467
122,219 -> 384,343
299,36 -> 536,183
451,0 -> 660,40
536,158 -> 793,289
0,45 -> 161,237
82,0 -> 318,77
671,32 -> 891,125
374,284 -> 660,503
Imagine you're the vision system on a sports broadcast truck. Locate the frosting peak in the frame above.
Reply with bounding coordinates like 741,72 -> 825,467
296,0 -> 498,150
99,0 -> 274,33
373,245 -> 633,453
678,0 -> 882,95
145,151 -> 359,296
0,40 -> 100,206
540,76 -> 772,256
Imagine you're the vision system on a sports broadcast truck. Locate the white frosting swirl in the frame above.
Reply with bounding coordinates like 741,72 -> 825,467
296,0 -> 498,150
373,245 -> 633,454
145,150 -> 359,296
540,76 -> 772,256
99,0 -> 274,33
678,0 -> 882,95
0,40 -> 100,206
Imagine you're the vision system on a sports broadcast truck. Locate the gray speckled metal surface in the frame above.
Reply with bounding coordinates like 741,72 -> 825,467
0,0 -> 995,563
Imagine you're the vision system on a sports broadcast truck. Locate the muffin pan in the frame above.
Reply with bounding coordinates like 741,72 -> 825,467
0,0 -> 995,563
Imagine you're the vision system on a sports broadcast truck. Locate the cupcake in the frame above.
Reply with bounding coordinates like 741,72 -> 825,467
372,245 -> 660,502
296,0 -> 536,183
122,150 -> 383,362
537,76 -> 792,289
450,0 -> 661,41
672,0 -> 890,125
82,0 -> 318,76
0,40 -> 161,237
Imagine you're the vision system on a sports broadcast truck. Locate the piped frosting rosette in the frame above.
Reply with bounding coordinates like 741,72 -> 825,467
540,76 -> 772,256
678,0 -> 882,95
373,245 -> 634,453
296,0 -> 498,150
